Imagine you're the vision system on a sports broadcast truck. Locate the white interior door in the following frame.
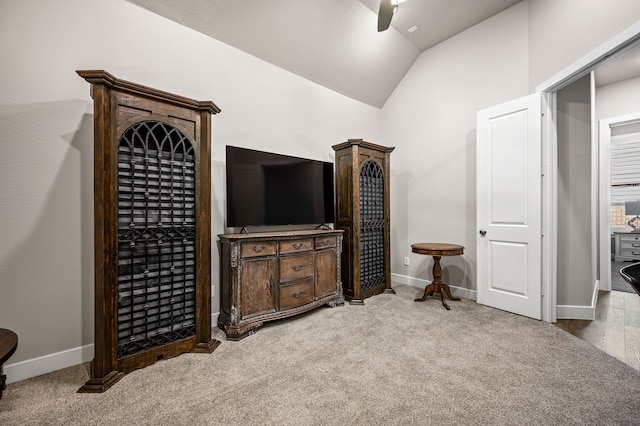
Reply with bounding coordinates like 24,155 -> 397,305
477,93 -> 542,320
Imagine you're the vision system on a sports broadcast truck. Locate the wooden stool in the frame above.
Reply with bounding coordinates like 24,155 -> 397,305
0,328 -> 18,399
411,243 -> 464,310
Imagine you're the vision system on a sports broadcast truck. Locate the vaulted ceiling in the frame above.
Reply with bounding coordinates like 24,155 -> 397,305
127,0 -> 640,106
127,0 -> 522,108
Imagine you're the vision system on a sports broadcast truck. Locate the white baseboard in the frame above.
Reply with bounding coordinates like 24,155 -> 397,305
6,312 -> 222,385
391,273 -> 477,301
4,344 -> 94,385
556,280 -> 599,320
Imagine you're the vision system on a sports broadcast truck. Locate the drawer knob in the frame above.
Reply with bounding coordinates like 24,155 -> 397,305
291,290 -> 306,298
291,264 -> 304,272
252,245 -> 267,253
292,242 -> 304,249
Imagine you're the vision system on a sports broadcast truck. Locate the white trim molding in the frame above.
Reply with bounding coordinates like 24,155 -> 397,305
211,312 -> 219,329
537,21 -> 640,93
391,273 -> 477,301
556,280 -> 599,320
5,312 -> 223,385
4,344 -> 94,385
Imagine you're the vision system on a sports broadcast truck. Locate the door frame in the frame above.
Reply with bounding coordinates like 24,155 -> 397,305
598,112 -> 640,292
536,22 -> 640,322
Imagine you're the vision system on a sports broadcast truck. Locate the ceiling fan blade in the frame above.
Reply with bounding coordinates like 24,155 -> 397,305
378,0 -> 396,32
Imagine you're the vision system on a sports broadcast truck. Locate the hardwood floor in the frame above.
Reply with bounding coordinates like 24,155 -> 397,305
555,290 -> 640,371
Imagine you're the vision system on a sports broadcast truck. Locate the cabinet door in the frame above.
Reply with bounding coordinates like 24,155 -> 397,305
240,258 -> 276,319
315,250 -> 337,299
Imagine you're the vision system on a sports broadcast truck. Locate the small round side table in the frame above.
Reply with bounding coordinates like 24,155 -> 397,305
411,243 -> 464,310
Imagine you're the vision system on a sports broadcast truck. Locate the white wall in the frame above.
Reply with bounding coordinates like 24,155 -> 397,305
528,0 -> 640,90
596,76 -> 640,121
556,75 -> 595,308
0,0 -> 381,377
383,0 -> 640,304
383,2 -> 530,293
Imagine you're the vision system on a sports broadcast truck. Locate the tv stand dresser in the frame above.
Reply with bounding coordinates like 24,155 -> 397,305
218,229 -> 344,340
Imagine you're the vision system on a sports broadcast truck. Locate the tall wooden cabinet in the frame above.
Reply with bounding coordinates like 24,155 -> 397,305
218,230 -> 344,340
77,70 -> 221,392
333,139 -> 394,304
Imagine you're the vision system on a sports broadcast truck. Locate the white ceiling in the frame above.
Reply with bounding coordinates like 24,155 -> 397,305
127,0 -> 522,107
358,0 -> 523,51
126,0 -> 639,106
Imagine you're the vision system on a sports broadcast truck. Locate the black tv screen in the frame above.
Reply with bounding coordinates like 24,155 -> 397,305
225,146 -> 335,228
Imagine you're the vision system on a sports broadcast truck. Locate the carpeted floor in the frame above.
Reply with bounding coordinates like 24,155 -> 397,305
1,284 -> 639,425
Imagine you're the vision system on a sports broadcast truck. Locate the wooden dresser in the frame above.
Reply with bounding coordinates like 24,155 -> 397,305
218,229 -> 344,340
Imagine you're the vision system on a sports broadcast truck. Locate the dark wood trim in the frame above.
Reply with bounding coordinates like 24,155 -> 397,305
332,138 -> 396,154
76,70 -> 221,114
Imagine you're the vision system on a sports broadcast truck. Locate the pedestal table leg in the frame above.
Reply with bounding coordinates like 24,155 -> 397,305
414,255 -> 460,310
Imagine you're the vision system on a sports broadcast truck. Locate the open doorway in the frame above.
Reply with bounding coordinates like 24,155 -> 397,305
533,22 -> 640,323
555,82 -> 640,370
554,74 -> 596,319
599,115 -> 640,294
556,114 -> 640,370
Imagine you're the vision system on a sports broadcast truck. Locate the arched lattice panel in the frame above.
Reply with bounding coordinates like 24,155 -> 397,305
117,121 -> 197,358
359,160 -> 385,292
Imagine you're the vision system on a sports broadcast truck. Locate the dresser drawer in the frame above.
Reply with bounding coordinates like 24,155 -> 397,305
621,240 -> 640,249
620,248 -> 640,257
620,234 -> 640,243
315,235 -> 336,249
241,241 -> 277,258
279,253 -> 314,282
280,239 -> 313,254
279,279 -> 314,310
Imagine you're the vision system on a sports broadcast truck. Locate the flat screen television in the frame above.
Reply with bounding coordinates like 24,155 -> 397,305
225,146 -> 335,228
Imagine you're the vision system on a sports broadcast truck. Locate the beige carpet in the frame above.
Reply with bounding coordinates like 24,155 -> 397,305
2,284 -> 639,425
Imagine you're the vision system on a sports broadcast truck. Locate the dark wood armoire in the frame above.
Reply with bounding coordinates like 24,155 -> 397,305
77,70 -> 221,392
332,139 -> 394,304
